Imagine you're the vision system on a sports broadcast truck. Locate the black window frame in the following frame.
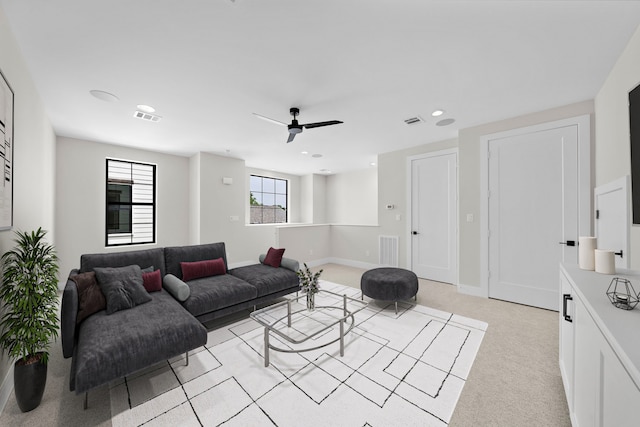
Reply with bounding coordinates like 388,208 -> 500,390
249,174 -> 288,224
105,158 -> 156,247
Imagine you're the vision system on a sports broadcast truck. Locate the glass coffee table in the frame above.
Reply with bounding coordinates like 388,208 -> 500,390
250,289 -> 368,367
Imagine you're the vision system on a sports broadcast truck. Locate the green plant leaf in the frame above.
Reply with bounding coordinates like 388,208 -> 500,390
0,228 -> 59,363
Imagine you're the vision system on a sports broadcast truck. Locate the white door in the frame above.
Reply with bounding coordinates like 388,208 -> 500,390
594,176 -> 630,269
410,150 -> 457,283
487,124 -> 582,310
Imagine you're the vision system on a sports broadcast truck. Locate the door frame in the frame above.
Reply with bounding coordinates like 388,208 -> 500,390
406,148 -> 459,284
479,115 -> 591,298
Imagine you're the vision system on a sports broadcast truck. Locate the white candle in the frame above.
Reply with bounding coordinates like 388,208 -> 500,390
594,249 -> 615,274
579,236 -> 597,270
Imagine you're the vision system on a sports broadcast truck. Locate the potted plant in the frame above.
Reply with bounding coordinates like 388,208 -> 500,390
0,228 -> 59,412
297,263 -> 323,311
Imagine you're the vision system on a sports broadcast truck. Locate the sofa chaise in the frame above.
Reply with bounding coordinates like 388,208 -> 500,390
61,242 -> 299,407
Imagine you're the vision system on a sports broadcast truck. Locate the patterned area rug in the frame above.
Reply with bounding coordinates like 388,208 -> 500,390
110,281 -> 487,427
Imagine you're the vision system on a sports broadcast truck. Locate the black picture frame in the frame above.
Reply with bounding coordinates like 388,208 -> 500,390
0,68 -> 14,231
630,82 -> 640,225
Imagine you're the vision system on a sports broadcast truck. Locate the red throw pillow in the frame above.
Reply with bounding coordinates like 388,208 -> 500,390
181,258 -> 226,281
263,247 -> 285,268
142,269 -> 162,292
71,271 -> 106,324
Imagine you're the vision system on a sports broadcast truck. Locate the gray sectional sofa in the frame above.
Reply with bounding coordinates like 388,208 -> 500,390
61,242 -> 299,404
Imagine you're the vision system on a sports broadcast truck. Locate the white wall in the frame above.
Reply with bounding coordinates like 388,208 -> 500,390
329,225 -> 379,267
299,173 -> 328,224
326,168 -> 378,225
377,139 -> 458,268
313,174 -> 327,224
189,153 -> 201,244
55,137 -> 190,281
0,6 -> 56,410
595,24 -> 640,269
191,153 -> 304,265
277,224 -> 331,265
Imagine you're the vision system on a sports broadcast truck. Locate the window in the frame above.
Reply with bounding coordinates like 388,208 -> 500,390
249,174 -> 287,224
106,159 -> 156,246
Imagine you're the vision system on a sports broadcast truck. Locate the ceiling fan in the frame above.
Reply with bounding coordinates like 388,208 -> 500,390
253,107 -> 343,143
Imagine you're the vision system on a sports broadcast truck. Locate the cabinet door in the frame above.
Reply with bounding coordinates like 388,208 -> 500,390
600,337 -> 640,427
559,272 -> 575,411
573,300 -> 599,427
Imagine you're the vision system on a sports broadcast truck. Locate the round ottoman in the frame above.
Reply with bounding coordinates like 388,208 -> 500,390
361,267 -> 418,314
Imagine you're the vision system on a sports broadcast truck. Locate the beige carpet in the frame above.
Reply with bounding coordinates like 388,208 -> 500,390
0,263 -> 570,426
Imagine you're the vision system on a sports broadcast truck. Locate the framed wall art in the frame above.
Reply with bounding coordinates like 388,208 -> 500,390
0,69 -> 13,230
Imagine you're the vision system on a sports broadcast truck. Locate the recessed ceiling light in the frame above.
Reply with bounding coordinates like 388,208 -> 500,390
89,90 -> 119,102
431,109 -> 445,117
137,104 -> 156,113
301,151 -> 309,155
370,162 -> 377,166
436,118 -> 456,126
312,154 -> 323,158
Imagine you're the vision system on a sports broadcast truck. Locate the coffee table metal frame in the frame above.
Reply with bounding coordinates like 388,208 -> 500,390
250,289 -> 368,367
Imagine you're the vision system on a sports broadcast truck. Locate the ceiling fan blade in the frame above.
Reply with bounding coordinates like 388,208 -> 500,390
302,120 -> 343,129
253,113 -> 288,126
287,132 -> 296,143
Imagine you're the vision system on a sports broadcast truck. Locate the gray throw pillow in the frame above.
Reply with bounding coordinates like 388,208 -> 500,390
94,265 -> 152,314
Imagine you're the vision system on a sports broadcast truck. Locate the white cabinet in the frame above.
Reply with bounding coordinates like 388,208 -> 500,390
560,264 -> 640,427
559,272 -> 575,414
572,299 -> 600,426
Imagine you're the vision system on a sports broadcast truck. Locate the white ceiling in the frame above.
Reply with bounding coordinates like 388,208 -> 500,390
2,0 -> 640,175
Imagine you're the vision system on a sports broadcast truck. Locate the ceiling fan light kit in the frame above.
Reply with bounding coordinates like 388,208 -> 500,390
254,107 -> 343,143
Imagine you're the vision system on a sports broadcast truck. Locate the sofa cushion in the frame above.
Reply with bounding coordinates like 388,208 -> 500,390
263,247 -> 285,268
70,271 -> 106,324
181,274 -> 257,317
165,243 -> 228,279
142,269 -> 162,292
230,264 -> 299,298
181,258 -> 226,281
80,248 -> 166,277
94,265 -> 152,314
71,290 -> 207,393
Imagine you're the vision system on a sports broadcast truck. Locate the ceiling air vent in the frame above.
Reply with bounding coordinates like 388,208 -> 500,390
133,111 -> 162,122
404,116 -> 424,125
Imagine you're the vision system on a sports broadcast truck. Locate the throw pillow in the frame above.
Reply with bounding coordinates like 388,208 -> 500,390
263,247 -> 285,268
181,258 -> 226,281
70,271 -> 106,324
163,274 -> 191,301
94,265 -> 152,314
142,269 -> 162,292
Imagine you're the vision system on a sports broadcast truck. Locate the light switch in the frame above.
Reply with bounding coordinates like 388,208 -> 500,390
466,213 -> 474,222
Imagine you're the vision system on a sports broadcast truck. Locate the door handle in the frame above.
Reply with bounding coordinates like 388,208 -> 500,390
412,231 -> 419,235
559,240 -> 576,247
563,294 -> 573,322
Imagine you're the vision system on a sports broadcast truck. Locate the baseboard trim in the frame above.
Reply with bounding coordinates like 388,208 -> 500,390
0,363 -> 14,415
325,257 -> 380,271
457,283 -> 488,298
302,258 -> 333,269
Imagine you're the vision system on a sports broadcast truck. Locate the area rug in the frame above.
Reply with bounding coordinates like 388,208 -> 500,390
110,281 -> 487,427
